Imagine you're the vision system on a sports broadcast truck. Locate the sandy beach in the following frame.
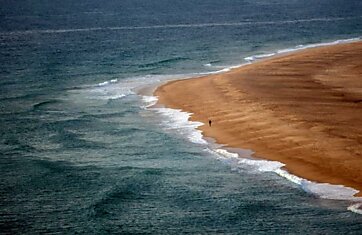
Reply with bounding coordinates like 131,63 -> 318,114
155,41 -> 362,196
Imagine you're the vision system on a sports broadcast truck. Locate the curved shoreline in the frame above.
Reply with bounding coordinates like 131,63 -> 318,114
154,41 -> 362,197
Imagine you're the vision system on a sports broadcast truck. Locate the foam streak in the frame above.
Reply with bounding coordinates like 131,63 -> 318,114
3,16 -> 361,36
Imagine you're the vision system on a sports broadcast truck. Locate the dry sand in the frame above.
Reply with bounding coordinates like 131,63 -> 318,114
155,41 -> 362,196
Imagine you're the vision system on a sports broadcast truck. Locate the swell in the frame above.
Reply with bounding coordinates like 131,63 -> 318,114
32,99 -> 60,110
89,167 -> 163,217
139,57 -> 190,69
2,15 -> 361,36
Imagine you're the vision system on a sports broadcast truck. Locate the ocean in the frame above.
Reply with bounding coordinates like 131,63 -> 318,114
1,0 -> 362,234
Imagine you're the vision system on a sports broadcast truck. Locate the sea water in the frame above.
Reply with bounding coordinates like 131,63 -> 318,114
1,0 -> 362,234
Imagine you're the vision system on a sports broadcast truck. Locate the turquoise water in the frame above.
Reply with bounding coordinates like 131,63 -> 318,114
1,0 -> 362,233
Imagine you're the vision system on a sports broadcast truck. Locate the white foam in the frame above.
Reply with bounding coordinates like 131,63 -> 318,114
347,203 -> 362,215
86,37 -> 361,101
143,96 -> 362,214
239,158 -> 286,173
301,182 -> 360,201
244,53 -> 276,62
142,95 -> 207,145
275,168 -> 305,185
212,148 -> 362,205
69,78 -> 133,101
199,64 -> 243,75
89,85 -> 132,100
201,38 -> 361,75
142,96 -> 158,107
154,107 -> 207,145
108,94 -> 126,100
244,37 -> 361,62
97,79 -> 118,87
142,99 -> 362,211
68,74 -> 190,102
97,81 -> 109,86
215,149 -> 239,158
139,37 -> 362,213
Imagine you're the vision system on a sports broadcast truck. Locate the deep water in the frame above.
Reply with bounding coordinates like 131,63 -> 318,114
1,0 -> 362,234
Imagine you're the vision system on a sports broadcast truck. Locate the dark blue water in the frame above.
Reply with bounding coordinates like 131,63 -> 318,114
1,0 -> 362,234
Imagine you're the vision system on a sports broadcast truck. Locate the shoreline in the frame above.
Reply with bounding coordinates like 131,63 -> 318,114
153,40 -> 362,198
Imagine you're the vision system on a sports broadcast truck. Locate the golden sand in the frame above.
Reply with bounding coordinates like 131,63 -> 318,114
155,41 -> 362,196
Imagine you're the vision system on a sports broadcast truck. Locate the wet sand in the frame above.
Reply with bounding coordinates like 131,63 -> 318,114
155,41 -> 362,196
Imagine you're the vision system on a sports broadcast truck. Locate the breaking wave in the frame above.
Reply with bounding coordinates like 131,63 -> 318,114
140,37 -> 362,214
244,37 -> 361,62
211,148 -> 362,215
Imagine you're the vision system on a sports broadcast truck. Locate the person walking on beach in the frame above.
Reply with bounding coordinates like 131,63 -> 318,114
209,119 -> 212,127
